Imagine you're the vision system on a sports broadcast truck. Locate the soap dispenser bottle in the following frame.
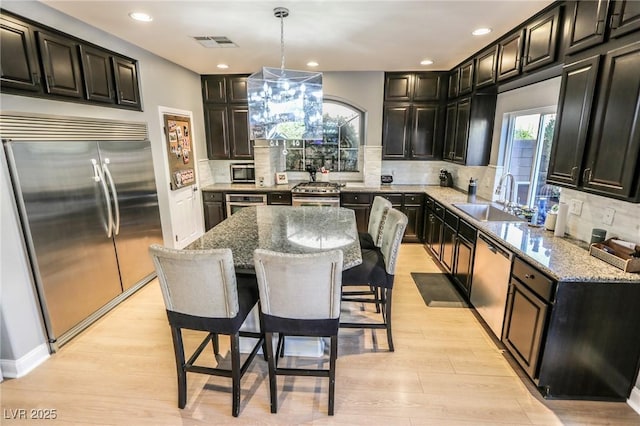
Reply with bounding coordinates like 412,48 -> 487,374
467,178 -> 477,203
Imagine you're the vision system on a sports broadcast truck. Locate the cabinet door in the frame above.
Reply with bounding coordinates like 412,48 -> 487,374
448,70 -> 459,99
112,57 -> 141,109
610,0 -> 640,38
453,98 -> 471,164
382,104 -> 411,159
547,56 -> 600,188
202,75 -> 227,102
522,7 -> 560,72
502,279 -> 549,379
204,104 -> 230,159
583,42 -> 640,199
565,0 -> 610,55
0,16 -> 41,92
402,205 -> 422,243
441,224 -> 456,273
429,215 -> 444,258
443,103 -> 457,161
384,73 -> 413,101
413,73 -> 442,101
229,105 -> 252,159
203,201 -> 225,231
453,237 -> 473,296
475,46 -> 497,88
227,75 -> 248,103
79,45 -> 114,103
497,31 -> 523,81
411,104 -> 440,160
458,60 -> 474,95
37,30 -> 83,98
348,204 -> 371,234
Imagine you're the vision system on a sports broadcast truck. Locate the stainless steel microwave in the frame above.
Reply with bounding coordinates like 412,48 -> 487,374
230,163 -> 255,183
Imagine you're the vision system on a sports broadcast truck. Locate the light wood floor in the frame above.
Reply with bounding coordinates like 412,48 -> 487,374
2,244 -> 639,425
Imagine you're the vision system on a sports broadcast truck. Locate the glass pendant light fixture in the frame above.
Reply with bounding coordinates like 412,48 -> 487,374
247,7 -> 323,140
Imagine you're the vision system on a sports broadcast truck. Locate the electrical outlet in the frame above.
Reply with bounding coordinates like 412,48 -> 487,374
602,207 -> 615,226
569,199 -> 583,215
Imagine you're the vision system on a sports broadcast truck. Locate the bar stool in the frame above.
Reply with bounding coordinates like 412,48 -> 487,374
149,245 -> 264,417
341,208 -> 408,351
253,249 -> 343,416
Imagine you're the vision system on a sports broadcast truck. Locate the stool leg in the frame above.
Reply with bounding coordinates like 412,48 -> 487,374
170,327 -> 188,409
385,289 -> 394,352
328,334 -> 337,416
264,332 -> 278,413
230,333 -> 241,417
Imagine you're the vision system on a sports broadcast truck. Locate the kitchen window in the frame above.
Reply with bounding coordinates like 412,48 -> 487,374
284,98 -> 364,172
502,108 -> 559,208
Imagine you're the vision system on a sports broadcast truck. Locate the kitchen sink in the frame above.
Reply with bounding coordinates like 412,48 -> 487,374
452,203 -> 524,222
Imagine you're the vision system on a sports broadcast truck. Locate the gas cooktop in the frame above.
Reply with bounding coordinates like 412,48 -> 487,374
291,182 -> 341,194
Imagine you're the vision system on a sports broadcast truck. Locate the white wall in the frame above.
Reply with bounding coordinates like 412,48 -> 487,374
0,1 -> 205,369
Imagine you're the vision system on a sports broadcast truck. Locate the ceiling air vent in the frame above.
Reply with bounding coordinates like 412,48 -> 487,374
193,36 -> 238,48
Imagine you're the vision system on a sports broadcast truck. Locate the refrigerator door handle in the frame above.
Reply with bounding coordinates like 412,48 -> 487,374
92,158 -> 113,238
102,159 -> 120,236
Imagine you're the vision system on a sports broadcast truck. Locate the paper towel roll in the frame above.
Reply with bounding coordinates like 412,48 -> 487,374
554,202 -> 568,237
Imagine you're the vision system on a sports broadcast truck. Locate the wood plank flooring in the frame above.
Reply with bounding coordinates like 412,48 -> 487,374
2,244 -> 639,425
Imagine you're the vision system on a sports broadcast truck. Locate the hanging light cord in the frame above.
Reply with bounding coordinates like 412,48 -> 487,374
280,12 -> 285,72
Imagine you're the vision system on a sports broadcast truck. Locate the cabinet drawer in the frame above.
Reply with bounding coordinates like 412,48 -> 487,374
425,196 -> 435,210
341,192 -> 371,204
433,202 -> 445,218
512,257 -> 554,302
203,191 -> 223,202
267,192 -> 291,205
458,219 -> 477,242
377,193 -> 402,206
404,193 -> 423,205
444,209 -> 459,228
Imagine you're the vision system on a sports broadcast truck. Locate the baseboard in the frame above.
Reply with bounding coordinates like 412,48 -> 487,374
0,343 -> 49,379
628,386 -> 640,415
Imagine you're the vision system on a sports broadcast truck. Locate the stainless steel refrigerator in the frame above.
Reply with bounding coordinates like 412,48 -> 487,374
4,134 -> 162,349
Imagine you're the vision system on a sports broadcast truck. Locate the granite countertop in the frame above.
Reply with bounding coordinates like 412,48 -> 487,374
423,187 -> 640,284
186,206 -> 362,271
201,182 -> 638,283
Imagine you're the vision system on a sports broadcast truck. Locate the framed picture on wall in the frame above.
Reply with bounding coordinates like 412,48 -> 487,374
275,172 -> 288,184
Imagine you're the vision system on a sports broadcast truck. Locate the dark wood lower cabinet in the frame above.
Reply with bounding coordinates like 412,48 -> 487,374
340,192 -> 371,234
203,192 -> 225,231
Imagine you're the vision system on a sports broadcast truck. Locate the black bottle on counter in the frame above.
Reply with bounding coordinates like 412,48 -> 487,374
467,178 -> 477,203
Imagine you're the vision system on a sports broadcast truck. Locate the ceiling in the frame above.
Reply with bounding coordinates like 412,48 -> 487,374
39,0 -> 555,75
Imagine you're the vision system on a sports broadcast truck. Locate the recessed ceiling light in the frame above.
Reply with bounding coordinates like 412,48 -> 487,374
217,64 -> 229,69
472,27 -> 492,36
129,12 -> 153,22
307,61 -> 319,67
420,59 -> 434,66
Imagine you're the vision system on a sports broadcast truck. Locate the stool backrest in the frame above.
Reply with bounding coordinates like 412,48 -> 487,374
149,244 -> 239,318
379,209 -> 408,275
254,249 -> 343,320
368,196 -> 393,247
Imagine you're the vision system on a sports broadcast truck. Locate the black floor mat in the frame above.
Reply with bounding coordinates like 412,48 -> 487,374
411,272 -> 469,308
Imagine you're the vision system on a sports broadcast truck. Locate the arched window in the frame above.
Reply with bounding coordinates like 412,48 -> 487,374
284,98 -> 364,172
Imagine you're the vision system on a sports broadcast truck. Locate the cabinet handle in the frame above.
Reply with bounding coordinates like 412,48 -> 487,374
46,75 -> 53,87
570,166 -> 578,181
610,13 -> 620,29
583,168 -> 592,183
595,19 -> 605,35
525,273 -> 535,280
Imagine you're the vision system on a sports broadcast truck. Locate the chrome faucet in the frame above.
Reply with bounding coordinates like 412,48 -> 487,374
496,173 -> 516,213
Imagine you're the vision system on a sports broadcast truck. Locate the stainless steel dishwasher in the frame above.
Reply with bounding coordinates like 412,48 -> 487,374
470,232 -> 514,339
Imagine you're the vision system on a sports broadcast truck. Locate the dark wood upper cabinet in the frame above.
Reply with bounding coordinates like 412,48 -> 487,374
202,75 -> 227,103
565,0 -> 610,55
497,30 -> 523,81
547,56 -> 601,188
382,104 -> 411,158
475,46 -> 497,88
204,104 -> 230,159
228,105 -> 252,158
36,30 -> 83,98
609,0 -> 640,39
227,75 -> 248,103
413,73 -> 442,101
112,57 -> 141,109
582,41 -> 640,200
452,97 -> 471,163
522,7 -> 561,72
448,70 -> 459,99
443,102 -> 457,161
0,16 -> 40,92
384,73 -> 413,101
79,45 -> 114,104
411,104 -> 441,159
458,60 -> 474,95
